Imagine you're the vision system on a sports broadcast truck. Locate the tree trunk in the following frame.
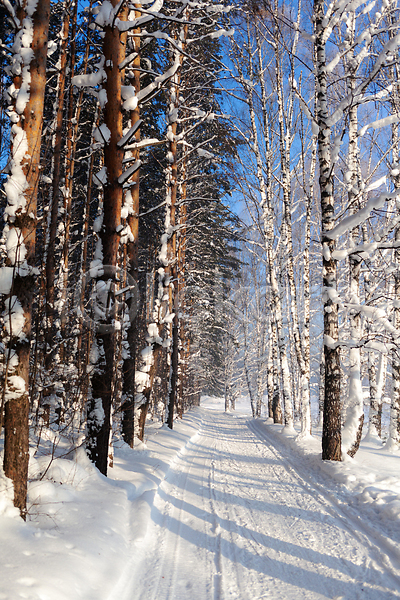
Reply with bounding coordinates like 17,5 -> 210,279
274,27 -> 308,434
342,16 -> 364,458
122,9 -> 142,446
45,1 -> 72,372
87,1 -> 128,475
165,19 -> 188,430
390,51 -> 400,448
59,0 -> 79,360
314,0 -> 341,461
2,0 -> 50,516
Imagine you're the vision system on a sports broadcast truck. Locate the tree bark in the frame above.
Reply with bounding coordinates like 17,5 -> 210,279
122,9 -> 142,446
87,1 -> 128,475
3,0 -> 50,516
314,0 -> 341,461
45,1 -> 71,371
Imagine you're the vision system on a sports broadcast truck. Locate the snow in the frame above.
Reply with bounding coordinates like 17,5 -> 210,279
0,267 -> 16,295
159,232 -> 169,266
134,370 -> 150,387
93,166 -> 107,187
4,124 -> 29,220
118,160 -> 141,185
359,114 -> 400,137
4,295 -> 25,339
4,374 -> 26,400
71,57 -> 106,92
117,119 -> 142,148
326,191 -> 396,240
137,53 -> 181,104
93,123 -> 111,145
1,396 -> 400,599
197,147 -> 214,159
6,227 -> 26,265
121,86 -> 138,111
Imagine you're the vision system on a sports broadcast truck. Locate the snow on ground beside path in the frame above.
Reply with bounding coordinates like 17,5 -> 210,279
0,413 -> 204,600
0,395 -> 399,599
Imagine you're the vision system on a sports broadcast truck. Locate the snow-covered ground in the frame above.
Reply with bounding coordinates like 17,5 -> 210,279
1,396 -> 400,599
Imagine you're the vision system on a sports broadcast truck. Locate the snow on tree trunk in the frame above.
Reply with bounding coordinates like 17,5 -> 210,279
253,25 -> 284,426
368,348 -> 384,439
318,348 -> 325,428
266,321 -> 274,420
300,112 -> 316,437
274,33 -> 309,437
164,79 -> 180,430
277,264 -> 294,430
87,1 -> 128,475
390,208 -> 400,450
176,158 -> 188,418
342,31 -> 364,457
59,0 -> 79,363
389,60 -> 400,450
314,0 -> 341,461
165,17 -> 188,430
242,23 -> 291,429
2,0 -> 50,516
122,8 -> 142,447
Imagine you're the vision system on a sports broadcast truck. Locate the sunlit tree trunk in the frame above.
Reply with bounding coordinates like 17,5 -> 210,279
59,0 -> 79,358
314,0 -> 341,461
240,20 -> 292,428
390,34 -> 400,447
272,6 -> 309,434
165,17 -> 188,430
2,0 -> 50,516
341,13 -> 364,458
122,8 -> 142,446
176,160 -> 188,419
300,108 -> 316,436
87,1 -> 128,474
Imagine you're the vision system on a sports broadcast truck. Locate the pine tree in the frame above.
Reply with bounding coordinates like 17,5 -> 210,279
2,0 -> 51,515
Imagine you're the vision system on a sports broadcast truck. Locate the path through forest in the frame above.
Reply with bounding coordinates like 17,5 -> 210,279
111,409 -> 400,600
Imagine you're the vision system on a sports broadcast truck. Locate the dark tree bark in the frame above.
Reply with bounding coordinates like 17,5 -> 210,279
45,1 -> 71,369
87,1 -> 128,475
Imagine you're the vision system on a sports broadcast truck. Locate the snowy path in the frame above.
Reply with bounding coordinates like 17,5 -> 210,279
115,410 -> 400,600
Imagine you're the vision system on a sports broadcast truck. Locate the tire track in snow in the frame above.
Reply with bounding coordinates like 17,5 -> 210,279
206,413 -> 247,600
122,410 -> 400,600
205,412 -> 400,599
209,459 -> 223,600
208,416 -> 308,600
128,416 -> 223,600
247,418 -> 400,596
150,438 -> 214,600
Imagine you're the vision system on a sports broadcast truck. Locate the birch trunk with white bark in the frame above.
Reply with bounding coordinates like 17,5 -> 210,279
314,0 -> 341,461
245,22 -> 292,427
274,37 -> 309,435
342,27 -> 364,457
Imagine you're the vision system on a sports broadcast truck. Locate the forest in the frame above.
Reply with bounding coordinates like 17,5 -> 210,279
1,0 -> 400,522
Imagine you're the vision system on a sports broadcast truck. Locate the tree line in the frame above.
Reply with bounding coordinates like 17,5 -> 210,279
223,0 -> 400,463
0,0 -> 240,518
